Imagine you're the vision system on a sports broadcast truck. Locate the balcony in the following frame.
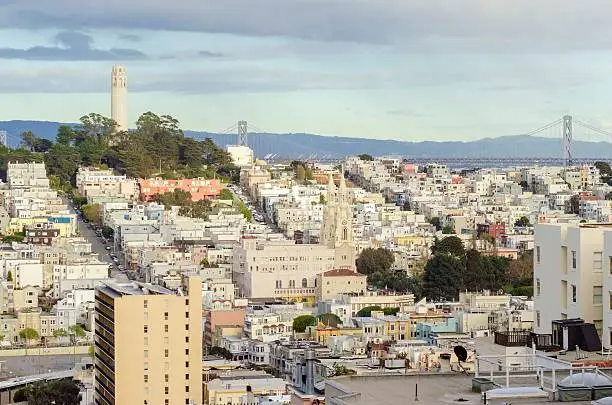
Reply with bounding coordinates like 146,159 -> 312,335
494,331 -> 558,351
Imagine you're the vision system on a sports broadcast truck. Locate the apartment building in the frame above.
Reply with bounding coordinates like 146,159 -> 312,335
534,223 -> 608,337
94,276 -> 202,405
138,178 -> 223,202
315,268 -> 366,301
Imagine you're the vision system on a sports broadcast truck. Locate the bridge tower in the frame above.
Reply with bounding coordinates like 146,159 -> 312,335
237,120 -> 248,147
0,131 -> 7,148
563,115 -> 573,166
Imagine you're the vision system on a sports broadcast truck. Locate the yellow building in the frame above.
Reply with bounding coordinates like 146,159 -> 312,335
94,276 -> 203,405
312,324 -> 362,345
7,216 -> 77,237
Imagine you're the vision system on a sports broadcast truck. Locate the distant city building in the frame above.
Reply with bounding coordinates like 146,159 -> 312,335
226,145 -> 255,167
138,178 -> 224,202
111,65 -> 128,132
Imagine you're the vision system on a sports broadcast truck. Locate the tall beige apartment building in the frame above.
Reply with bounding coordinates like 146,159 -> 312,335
94,276 -> 202,405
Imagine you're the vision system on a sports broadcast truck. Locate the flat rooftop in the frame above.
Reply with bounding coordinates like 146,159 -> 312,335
325,373 -> 605,405
99,281 -> 175,298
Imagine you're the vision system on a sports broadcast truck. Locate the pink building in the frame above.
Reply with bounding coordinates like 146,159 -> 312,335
138,178 -> 224,202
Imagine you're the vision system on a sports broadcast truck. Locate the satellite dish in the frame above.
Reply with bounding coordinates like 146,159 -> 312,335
454,345 -> 468,363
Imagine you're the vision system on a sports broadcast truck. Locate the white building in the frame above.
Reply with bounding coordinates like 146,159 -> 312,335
534,223 -> 607,337
226,145 -> 255,167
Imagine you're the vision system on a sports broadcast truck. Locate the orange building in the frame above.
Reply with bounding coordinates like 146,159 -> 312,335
138,178 -> 224,202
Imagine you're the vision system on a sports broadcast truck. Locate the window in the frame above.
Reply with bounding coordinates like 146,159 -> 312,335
144,325 -> 148,333
185,374 -> 190,380
594,252 -> 603,271
302,278 -> 308,288
186,386 -> 190,393
572,285 -> 577,303
185,361 -> 189,367
185,324 -> 189,331
594,286 -> 603,305
186,399 -> 190,404
144,300 -> 148,308
165,374 -> 169,383
165,349 -> 169,357
164,312 -> 169,321
185,312 -> 189,318
536,311 -> 541,327
164,325 -> 169,332
185,349 -> 189,355
289,280 -> 295,288
165,399 -> 169,405
275,280 -> 282,289
536,279 -> 541,296
144,375 -> 148,383
185,336 -> 189,343
572,251 -> 576,269
536,246 -> 541,263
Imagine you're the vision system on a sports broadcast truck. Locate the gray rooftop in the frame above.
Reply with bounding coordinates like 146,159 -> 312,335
99,281 -> 175,298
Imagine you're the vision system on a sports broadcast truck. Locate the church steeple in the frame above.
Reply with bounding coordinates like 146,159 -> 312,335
321,168 -> 356,270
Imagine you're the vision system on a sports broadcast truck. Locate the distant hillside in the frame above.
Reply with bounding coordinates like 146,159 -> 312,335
1,120 -> 611,159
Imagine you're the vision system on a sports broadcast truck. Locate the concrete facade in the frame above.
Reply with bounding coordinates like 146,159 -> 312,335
111,65 -> 128,132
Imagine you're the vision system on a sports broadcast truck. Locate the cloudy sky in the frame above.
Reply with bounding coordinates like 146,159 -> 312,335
1,0 -> 612,141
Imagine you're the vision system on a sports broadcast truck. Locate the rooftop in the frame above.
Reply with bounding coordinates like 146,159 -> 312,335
322,269 -> 366,277
99,281 -> 175,298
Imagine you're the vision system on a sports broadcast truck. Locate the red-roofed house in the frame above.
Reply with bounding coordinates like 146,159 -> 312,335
138,178 -> 224,202
315,268 -> 366,301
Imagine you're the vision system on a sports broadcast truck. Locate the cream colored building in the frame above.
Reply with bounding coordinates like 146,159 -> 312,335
12,286 -> 39,312
534,223 -> 609,337
342,292 -> 416,316
204,370 -> 286,405
94,276 -> 202,405
316,268 -> 366,301
111,65 -> 128,132
232,237 -> 336,302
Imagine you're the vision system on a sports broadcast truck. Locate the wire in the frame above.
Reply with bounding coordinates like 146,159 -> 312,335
524,119 -> 563,136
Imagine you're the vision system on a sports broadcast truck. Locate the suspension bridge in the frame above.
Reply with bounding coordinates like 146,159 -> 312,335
205,115 -> 612,167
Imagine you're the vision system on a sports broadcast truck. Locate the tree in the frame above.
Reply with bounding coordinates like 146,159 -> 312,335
53,328 -> 67,338
209,346 -> 232,359
402,200 -> 411,211
81,203 -> 102,225
428,217 -> 442,231
6,270 -> 12,282
19,327 -> 39,350
356,248 -> 394,276
515,216 -> 531,227
236,200 -> 252,222
319,194 -> 326,204
155,189 -> 192,208
20,131 -> 37,151
2,232 -> 24,243
88,344 -> 95,358
56,125 -> 75,145
431,236 -> 465,257
318,313 -> 342,327
219,188 -> 234,200
68,324 -> 86,340
24,379 -> 82,405
595,161 -> 612,178
358,154 -> 374,161
518,180 -> 529,191
355,306 -> 399,317
101,226 -> 114,239
292,315 -> 316,333
423,254 -> 465,301
442,225 -> 455,234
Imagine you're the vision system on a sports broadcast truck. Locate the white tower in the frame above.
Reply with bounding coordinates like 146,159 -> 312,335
111,65 -> 128,132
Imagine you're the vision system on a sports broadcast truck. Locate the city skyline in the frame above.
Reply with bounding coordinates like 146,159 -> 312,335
2,1 -> 612,141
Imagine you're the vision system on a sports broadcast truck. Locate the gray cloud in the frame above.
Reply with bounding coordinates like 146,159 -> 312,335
2,1 -> 612,50
0,30 -> 147,61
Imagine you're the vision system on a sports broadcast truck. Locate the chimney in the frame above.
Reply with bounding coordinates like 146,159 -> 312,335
304,349 -> 316,394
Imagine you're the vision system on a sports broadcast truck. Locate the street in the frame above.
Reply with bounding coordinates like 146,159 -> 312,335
70,205 -> 129,282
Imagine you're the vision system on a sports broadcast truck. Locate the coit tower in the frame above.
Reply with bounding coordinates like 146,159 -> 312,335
111,65 -> 128,132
